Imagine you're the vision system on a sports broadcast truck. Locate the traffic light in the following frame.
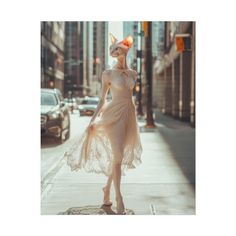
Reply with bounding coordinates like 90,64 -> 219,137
175,34 -> 192,52
142,21 -> 148,37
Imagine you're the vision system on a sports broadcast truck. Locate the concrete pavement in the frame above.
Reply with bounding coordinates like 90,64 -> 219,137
41,110 -> 195,215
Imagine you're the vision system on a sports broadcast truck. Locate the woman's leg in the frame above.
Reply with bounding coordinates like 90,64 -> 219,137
105,174 -> 113,189
112,159 -> 122,198
103,174 -> 113,205
112,154 -> 125,214
107,125 -> 126,214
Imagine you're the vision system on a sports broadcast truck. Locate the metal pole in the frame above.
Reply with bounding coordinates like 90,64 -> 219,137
137,21 -> 144,117
145,21 -> 155,128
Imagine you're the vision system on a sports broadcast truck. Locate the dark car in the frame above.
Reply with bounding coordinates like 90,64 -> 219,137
41,88 -> 70,143
78,96 -> 99,116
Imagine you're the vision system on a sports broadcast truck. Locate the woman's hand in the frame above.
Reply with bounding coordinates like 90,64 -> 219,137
88,119 -> 95,130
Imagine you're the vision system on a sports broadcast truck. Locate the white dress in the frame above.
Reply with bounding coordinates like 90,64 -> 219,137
64,69 -> 142,176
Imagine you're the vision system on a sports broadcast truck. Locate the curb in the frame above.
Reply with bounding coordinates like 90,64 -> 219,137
41,154 -> 66,198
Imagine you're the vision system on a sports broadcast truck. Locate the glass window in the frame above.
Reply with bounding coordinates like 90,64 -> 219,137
41,92 -> 58,106
81,99 -> 99,105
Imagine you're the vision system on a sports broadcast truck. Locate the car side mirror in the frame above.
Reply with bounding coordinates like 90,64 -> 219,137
60,101 -> 65,107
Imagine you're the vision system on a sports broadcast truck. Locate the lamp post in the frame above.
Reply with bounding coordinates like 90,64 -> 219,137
143,21 -> 155,128
135,22 -> 144,117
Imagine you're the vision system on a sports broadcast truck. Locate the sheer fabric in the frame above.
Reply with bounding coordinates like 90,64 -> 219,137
64,69 -> 142,176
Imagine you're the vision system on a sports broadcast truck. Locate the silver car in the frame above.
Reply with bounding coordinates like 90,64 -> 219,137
78,97 -> 99,116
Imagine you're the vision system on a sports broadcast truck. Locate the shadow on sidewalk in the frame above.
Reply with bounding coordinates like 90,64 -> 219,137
154,110 -> 195,189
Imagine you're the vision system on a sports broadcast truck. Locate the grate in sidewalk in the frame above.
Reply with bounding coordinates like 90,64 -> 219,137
58,205 -> 135,215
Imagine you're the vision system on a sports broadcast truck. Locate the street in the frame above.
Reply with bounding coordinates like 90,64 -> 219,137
41,111 -> 195,215
41,111 -> 88,194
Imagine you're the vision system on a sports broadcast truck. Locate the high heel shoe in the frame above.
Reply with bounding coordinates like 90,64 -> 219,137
116,197 -> 126,215
102,187 -> 112,206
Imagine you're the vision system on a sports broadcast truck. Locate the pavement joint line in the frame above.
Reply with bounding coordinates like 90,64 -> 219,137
41,155 -> 65,195
41,183 -> 54,200
150,204 -> 156,215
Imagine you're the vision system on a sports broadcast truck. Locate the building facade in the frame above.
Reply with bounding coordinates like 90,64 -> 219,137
41,22 -> 65,92
152,21 -> 165,60
82,21 -> 94,96
92,22 -> 108,96
123,21 -> 139,69
64,22 -> 85,97
63,21 -> 108,98
41,21 -> 109,98
153,22 -> 195,126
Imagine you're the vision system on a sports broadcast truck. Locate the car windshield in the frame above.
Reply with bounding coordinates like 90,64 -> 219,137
41,92 -> 58,106
81,99 -> 99,105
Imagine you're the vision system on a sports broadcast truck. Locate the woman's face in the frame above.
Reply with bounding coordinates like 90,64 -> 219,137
109,34 -> 133,58
109,44 -> 127,58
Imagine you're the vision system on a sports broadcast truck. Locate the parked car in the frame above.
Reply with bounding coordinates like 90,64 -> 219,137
41,88 -> 70,143
78,96 -> 99,116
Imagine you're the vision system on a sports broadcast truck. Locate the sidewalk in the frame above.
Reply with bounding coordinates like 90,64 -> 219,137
152,108 -> 195,185
41,109 -> 195,215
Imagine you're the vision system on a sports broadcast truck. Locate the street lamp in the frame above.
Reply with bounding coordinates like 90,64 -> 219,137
95,57 -> 101,64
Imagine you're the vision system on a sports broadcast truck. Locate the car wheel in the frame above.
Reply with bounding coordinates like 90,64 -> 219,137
57,130 -> 64,144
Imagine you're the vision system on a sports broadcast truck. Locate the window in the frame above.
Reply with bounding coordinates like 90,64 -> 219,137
41,92 -> 58,106
81,99 -> 99,105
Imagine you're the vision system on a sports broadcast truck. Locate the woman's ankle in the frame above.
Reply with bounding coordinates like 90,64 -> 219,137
115,195 -> 123,201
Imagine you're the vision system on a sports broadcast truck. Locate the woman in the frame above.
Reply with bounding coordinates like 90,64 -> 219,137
65,33 -> 142,214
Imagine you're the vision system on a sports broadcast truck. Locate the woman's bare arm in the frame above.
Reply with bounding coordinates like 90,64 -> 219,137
88,70 -> 110,126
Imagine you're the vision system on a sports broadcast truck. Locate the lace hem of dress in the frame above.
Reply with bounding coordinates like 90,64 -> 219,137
63,127 -> 142,177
